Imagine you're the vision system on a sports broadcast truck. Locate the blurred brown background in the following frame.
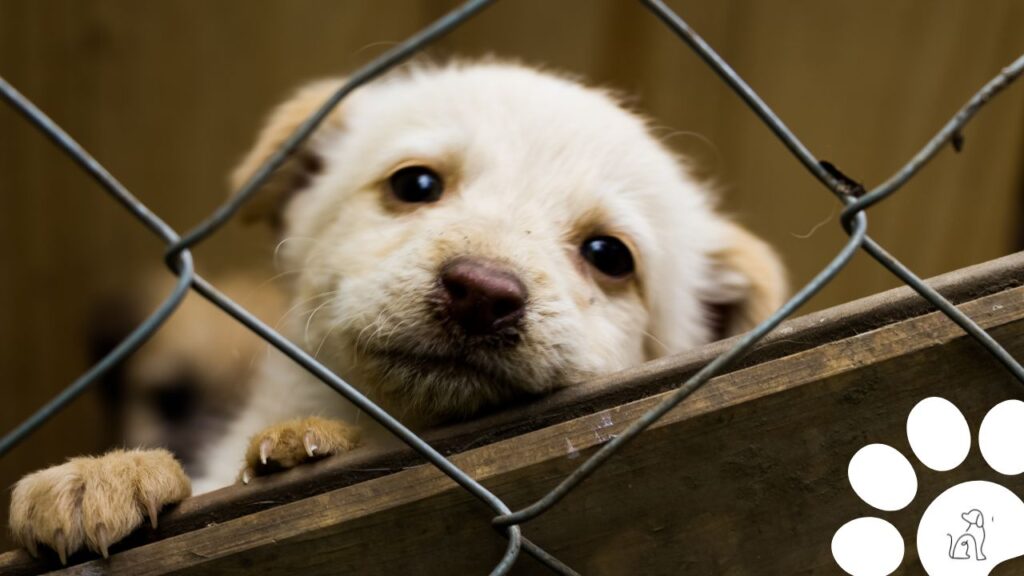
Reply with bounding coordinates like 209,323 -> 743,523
1,0 -> 1022,550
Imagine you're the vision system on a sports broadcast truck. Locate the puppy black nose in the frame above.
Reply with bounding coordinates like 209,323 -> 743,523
440,258 -> 527,335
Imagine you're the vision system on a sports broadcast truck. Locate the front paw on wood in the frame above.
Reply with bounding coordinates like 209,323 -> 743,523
240,416 -> 360,484
9,448 -> 191,564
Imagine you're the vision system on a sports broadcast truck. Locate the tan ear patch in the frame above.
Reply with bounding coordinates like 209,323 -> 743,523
706,222 -> 788,338
231,78 -> 347,228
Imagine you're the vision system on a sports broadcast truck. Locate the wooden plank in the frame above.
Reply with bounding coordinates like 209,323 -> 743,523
2,252 -> 1023,574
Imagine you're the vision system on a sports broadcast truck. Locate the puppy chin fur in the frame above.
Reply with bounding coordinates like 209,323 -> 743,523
192,60 -> 787,494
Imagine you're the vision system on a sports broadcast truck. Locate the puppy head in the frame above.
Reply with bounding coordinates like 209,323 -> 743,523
962,509 -> 984,527
235,62 -> 786,425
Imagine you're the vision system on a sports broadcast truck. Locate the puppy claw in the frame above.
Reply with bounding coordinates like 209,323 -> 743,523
95,524 -> 110,559
303,431 -> 319,458
259,438 -> 273,466
146,498 -> 160,530
9,449 -> 190,564
54,530 -> 67,566
243,417 -> 360,481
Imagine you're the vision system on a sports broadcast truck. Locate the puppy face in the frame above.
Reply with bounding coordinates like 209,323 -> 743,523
235,62 -> 786,425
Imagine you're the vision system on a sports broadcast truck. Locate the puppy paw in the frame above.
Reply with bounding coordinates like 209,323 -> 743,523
9,448 -> 190,564
241,416 -> 360,483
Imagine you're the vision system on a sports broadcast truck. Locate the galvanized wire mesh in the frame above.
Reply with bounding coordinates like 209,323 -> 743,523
2,0 -> 1023,573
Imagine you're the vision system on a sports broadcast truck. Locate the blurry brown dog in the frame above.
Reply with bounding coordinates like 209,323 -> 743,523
9,60 -> 787,563
88,269 -> 286,477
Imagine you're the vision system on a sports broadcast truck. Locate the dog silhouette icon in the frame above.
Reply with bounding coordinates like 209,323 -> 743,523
948,509 -> 987,561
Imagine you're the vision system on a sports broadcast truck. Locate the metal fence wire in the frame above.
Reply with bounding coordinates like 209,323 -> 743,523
3,0 -> 1024,573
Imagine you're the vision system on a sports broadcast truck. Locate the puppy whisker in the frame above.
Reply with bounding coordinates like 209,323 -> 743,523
255,267 -> 336,291
354,310 -> 391,356
273,235 -> 334,268
275,289 -> 342,329
303,297 -> 340,348
313,319 -> 343,361
641,328 -> 671,356
382,316 -> 416,352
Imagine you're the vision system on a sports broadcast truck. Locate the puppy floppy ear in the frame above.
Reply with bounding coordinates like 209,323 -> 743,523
964,509 -> 983,527
703,222 -> 788,339
231,78 -> 347,229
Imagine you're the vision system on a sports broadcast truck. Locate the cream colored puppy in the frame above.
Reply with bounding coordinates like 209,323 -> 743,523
9,61 -> 786,562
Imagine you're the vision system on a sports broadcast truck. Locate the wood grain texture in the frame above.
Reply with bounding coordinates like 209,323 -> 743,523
2,252 -> 1022,574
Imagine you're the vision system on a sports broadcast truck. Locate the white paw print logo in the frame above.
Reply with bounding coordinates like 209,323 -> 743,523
832,398 -> 1024,575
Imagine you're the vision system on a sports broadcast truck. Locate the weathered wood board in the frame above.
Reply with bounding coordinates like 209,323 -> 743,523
2,252 -> 1023,574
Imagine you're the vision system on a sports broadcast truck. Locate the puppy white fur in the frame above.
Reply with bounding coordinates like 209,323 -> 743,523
10,60 -> 786,559
193,61 -> 785,491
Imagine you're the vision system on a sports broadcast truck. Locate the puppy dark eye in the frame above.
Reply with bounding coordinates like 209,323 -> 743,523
581,236 -> 635,278
389,166 -> 443,203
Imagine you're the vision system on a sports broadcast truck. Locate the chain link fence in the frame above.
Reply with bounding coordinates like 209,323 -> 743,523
2,0 -> 1023,573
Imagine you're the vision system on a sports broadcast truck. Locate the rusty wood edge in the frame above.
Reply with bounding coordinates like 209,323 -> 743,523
1,251 -> 1021,572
